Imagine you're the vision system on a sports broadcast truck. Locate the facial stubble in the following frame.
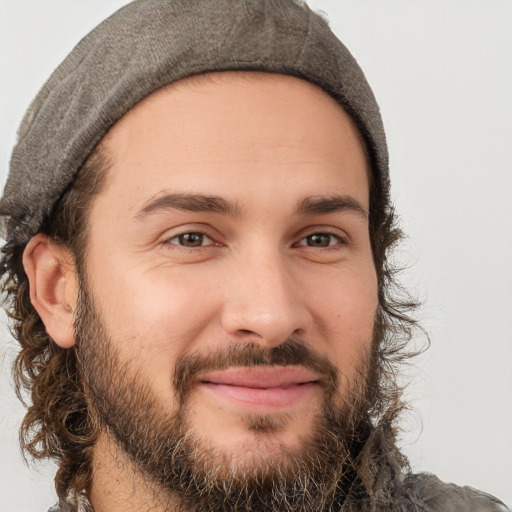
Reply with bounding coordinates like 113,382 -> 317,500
74,277 -> 377,512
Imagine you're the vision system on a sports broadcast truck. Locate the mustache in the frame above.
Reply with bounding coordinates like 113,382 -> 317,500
173,339 -> 339,404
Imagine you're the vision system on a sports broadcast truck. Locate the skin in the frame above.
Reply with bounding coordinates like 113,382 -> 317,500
24,71 -> 378,511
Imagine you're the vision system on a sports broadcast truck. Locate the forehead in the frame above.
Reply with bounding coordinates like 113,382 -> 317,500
93,71 -> 370,215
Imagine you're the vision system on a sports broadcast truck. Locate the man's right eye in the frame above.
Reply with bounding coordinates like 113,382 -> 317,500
168,232 -> 213,247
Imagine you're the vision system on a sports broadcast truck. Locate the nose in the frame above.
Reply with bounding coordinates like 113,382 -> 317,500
220,251 -> 313,347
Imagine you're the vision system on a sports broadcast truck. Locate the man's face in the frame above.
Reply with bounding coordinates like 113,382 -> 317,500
76,72 -> 378,502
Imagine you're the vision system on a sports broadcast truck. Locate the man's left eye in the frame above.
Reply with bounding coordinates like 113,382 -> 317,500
168,232 -> 213,247
298,233 -> 341,248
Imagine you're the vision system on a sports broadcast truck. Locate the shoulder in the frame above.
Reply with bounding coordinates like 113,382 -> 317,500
404,473 -> 510,512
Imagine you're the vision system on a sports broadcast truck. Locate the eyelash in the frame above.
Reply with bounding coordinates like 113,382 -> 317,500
295,232 -> 345,249
167,232 -> 217,248
164,230 -> 346,250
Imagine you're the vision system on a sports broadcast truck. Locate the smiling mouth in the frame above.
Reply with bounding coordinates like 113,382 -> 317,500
199,366 -> 320,410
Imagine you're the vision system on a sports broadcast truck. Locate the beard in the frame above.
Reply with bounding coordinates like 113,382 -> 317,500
74,278 -> 381,512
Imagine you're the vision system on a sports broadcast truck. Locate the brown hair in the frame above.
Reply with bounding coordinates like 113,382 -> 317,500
1,143 -> 109,497
0,125 -> 419,500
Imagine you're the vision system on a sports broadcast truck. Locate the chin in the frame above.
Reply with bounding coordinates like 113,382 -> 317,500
185,411 -> 315,475
192,435 -> 311,480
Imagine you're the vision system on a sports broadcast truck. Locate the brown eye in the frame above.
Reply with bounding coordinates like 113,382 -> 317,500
300,233 -> 340,248
169,232 -> 212,247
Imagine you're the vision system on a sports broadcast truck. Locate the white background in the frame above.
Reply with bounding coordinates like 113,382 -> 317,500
1,1 -> 511,510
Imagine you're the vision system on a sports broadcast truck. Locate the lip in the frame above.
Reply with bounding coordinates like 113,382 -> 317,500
199,366 -> 320,410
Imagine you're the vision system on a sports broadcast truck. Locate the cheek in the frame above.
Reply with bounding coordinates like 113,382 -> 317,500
87,261 -> 223,397
306,266 -> 378,374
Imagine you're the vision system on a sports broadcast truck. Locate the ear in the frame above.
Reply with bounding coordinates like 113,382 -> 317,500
23,234 -> 78,348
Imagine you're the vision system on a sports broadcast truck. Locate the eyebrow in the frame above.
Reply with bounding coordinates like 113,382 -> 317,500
135,192 -> 368,220
136,192 -> 243,219
296,195 -> 368,218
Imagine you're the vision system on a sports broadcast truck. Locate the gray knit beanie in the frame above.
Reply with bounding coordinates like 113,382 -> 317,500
0,0 -> 389,245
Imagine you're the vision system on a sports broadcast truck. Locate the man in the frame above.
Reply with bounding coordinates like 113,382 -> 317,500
0,1 -> 509,511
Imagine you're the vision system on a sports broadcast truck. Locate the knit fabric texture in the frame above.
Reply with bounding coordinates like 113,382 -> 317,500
0,0 -> 388,244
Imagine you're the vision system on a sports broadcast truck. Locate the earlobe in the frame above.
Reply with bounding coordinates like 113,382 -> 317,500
23,234 -> 78,348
